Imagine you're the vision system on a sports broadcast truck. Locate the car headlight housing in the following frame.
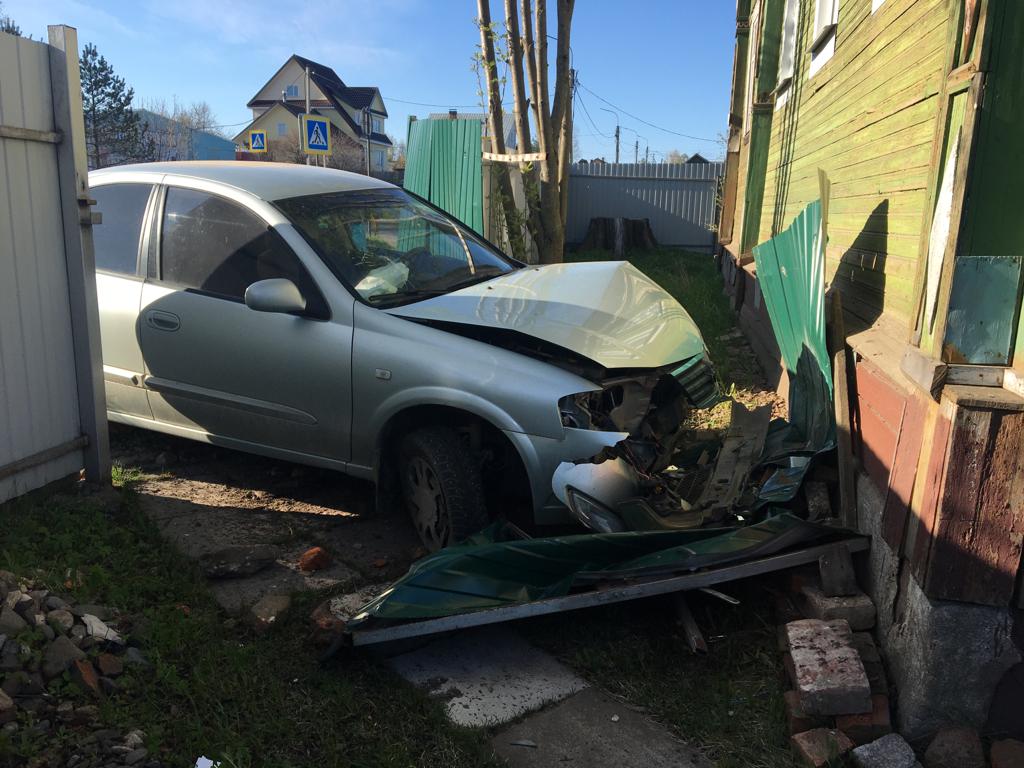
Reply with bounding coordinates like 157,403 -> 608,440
565,487 -> 626,533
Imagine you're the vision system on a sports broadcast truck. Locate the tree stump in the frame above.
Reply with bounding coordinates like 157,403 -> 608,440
580,217 -> 658,257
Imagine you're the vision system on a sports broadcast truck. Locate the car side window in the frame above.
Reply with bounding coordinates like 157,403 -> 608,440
160,187 -> 328,317
91,183 -> 153,275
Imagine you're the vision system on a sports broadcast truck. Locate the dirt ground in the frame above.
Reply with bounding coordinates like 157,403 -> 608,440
108,315 -> 785,617
109,424 -> 422,613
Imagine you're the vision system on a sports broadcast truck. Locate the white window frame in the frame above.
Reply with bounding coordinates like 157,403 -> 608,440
285,84 -> 299,98
372,117 -> 383,134
374,149 -> 385,170
811,0 -> 839,50
776,0 -> 799,90
743,1 -> 763,136
809,0 -> 839,79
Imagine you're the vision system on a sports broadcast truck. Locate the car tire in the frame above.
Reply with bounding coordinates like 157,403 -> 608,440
399,426 -> 488,551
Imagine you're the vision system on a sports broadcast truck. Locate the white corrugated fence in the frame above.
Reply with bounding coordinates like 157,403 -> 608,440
567,160 -> 724,251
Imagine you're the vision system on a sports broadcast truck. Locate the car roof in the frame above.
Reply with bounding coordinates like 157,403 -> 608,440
89,161 -> 395,201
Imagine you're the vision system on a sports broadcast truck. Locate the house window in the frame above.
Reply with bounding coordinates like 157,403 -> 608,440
374,150 -> 385,170
277,122 -> 288,136
743,0 -> 763,135
809,0 -> 839,78
285,84 -> 299,98
372,117 -> 383,134
811,0 -> 839,50
777,0 -> 799,91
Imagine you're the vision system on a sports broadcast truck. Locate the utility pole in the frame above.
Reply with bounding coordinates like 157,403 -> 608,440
634,139 -> 638,164
304,66 -> 311,166
363,107 -> 371,176
645,145 -> 649,164
600,107 -> 620,165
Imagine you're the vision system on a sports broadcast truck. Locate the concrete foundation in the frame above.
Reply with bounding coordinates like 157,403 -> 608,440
856,473 -> 1022,741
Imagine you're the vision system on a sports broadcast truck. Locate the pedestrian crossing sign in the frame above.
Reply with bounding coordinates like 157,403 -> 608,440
249,130 -> 267,153
302,114 -> 331,155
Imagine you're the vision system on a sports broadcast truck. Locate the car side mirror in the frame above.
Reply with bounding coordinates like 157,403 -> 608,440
244,278 -> 307,315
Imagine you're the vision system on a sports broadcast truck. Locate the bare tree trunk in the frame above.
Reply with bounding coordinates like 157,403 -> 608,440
479,0 -> 574,265
477,0 -> 526,261
504,0 -> 542,245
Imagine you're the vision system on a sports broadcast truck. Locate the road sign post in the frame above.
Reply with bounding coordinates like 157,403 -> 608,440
249,130 -> 267,153
301,114 -> 331,156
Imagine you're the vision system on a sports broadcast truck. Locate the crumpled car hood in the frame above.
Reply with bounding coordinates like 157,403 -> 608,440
387,260 -> 706,369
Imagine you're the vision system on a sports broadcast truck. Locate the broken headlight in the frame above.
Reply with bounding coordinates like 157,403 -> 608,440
564,487 -> 626,533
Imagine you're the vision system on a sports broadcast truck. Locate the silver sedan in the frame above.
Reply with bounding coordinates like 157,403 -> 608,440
89,162 -> 715,550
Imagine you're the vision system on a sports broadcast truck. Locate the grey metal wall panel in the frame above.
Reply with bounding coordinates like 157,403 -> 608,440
0,33 -> 85,501
567,161 -> 724,250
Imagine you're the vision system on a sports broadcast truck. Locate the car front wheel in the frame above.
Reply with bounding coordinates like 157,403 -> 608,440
399,426 -> 488,551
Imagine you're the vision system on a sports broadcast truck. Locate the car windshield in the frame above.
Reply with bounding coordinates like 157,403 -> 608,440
275,188 -> 516,306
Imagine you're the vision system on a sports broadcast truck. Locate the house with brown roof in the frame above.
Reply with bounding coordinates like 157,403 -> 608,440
232,54 -> 392,173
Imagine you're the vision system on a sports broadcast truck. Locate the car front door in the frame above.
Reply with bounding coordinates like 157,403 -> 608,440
138,184 -> 353,463
92,182 -> 157,420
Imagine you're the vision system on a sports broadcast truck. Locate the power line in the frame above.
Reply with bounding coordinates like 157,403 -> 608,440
576,80 -> 718,144
574,90 -> 610,138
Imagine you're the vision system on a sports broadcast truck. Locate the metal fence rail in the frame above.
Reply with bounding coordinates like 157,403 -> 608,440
567,161 -> 724,251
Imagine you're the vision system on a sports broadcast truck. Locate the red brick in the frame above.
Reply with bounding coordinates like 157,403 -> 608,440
791,728 -> 854,768
784,690 -> 829,736
991,739 -> 1024,768
298,546 -> 331,572
70,659 -> 101,698
786,619 -> 872,716
96,653 -> 123,678
835,694 -> 891,745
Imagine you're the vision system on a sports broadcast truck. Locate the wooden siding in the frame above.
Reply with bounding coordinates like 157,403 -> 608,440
759,0 -> 951,328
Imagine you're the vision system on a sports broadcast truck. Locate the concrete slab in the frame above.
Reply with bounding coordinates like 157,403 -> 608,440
492,687 -> 710,768
389,627 -> 587,727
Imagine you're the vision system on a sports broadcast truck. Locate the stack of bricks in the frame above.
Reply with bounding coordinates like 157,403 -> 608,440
780,548 -> 896,767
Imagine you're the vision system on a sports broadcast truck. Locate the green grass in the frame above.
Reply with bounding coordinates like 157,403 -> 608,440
0,488 -> 500,768
523,585 -> 794,768
568,248 -> 741,384
557,248 -> 791,767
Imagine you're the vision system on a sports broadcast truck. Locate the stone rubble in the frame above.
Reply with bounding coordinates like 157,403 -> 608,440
851,733 -> 918,768
0,569 -> 165,768
923,726 -> 986,768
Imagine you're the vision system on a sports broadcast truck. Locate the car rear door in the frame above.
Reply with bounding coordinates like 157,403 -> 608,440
138,183 -> 353,463
92,181 -> 157,420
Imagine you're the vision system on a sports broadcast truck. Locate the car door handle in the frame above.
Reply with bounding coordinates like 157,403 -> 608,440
145,310 -> 180,332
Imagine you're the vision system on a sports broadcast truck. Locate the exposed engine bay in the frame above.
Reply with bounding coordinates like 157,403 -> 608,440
552,358 -> 779,535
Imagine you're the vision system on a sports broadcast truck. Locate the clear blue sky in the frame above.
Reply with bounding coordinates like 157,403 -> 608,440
9,0 -> 734,161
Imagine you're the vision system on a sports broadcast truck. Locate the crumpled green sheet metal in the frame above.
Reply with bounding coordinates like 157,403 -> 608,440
347,513 -> 835,626
751,199 -> 835,503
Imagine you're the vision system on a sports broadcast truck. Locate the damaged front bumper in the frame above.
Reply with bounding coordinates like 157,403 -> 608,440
549,350 -> 755,533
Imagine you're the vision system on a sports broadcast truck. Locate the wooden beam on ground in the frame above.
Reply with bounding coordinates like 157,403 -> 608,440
829,291 -> 857,530
818,543 -> 859,597
673,594 -> 707,654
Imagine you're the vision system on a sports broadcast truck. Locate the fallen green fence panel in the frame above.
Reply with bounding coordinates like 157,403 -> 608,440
347,513 -> 836,626
752,198 -> 833,453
